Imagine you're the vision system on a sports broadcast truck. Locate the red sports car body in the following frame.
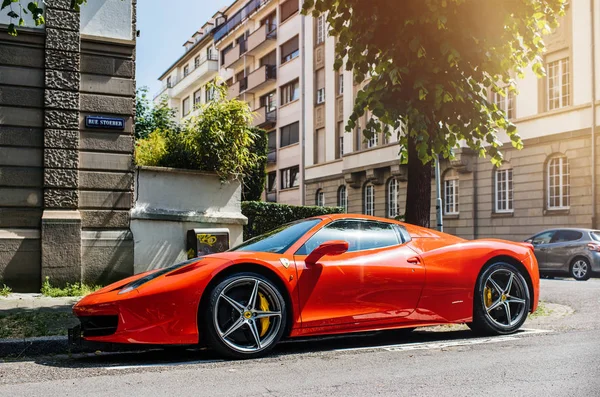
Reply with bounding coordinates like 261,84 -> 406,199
73,214 -> 539,358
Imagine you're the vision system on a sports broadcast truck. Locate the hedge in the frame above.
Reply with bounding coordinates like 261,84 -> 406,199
242,201 -> 344,240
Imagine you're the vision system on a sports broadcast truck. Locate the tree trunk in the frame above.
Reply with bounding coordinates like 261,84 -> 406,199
404,138 -> 432,228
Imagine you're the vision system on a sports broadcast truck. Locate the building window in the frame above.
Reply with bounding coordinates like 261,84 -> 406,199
182,96 -> 191,117
367,131 -> 378,149
338,185 -> 348,213
280,0 -> 299,23
166,76 -> 172,88
267,171 -> 277,193
336,122 -> 344,159
281,79 -> 299,105
493,87 -> 515,119
205,85 -> 215,102
183,65 -> 190,77
316,189 -> 325,207
194,56 -> 200,69
547,57 -> 570,110
281,166 -> 299,189
267,130 -> 276,152
281,36 -> 299,63
364,184 -> 375,216
315,128 -> 325,164
260,91 -> 277,112
547,156 -> 570,209
316,14 -> 326,45
194,89 -> 202,106
444,170 -> 459,215
280,122 -> 299,147
337,72 -> 344,96
387,178 -> 399,218
316,88 -> 325,104
495,168 -> 514,213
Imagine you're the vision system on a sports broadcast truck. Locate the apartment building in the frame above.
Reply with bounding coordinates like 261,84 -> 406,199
156,0 -> 304,205
303,0 -> 600,241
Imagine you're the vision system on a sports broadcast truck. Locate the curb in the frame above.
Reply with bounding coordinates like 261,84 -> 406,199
0,336 -> 142,359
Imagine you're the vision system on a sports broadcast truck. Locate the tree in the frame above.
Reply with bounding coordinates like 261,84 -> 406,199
242,127 -> 268,201
303,0 -> 566,227
135,87 -> 178,140
1,0 -> 86,36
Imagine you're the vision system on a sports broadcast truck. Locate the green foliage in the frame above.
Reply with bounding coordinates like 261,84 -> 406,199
2,0 -> 51,36
242,127 -> 268,201
40,277 -> 102,298
0,311 -> 77,339
242,201 -> 344,240
0,283 -> 11,297
135,87 -> 178,140
303,0 -> 566,166
135,81 -> 263,182
135,129 -> 168,167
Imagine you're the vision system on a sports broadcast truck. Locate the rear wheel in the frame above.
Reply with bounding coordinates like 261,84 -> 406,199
202,272 -> 286,359
469,262 -> 530,336
570,258 -> 591,281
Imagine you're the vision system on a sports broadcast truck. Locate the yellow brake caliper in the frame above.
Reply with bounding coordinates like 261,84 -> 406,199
258,292 -> 270,337
484,286 -> 493,308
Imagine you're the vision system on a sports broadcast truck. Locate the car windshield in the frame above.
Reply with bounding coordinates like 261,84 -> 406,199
591,231 -> 600,242
229,218 -> 322,254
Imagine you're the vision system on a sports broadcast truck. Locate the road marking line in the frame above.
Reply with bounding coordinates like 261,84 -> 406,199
334,328 -> 552,353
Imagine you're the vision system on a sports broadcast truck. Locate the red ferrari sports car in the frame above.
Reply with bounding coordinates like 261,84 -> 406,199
72,214 -> 539,359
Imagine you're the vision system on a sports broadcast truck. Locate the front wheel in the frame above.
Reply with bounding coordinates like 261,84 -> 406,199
570,258 -> 591,281
469,262 -> 531,336
202,272 -> 286,359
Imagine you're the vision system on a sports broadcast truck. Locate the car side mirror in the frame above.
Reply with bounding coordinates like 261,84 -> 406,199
525,239 -> 533,244
305,240 -> 349,265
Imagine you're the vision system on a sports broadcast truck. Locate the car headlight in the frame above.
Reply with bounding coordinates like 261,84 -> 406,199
118,258 -> 203,295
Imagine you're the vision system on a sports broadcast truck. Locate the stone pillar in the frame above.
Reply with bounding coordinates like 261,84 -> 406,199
41,0 -> 82,286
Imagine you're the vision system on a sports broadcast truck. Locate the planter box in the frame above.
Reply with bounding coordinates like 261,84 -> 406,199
130,166 -> 247,274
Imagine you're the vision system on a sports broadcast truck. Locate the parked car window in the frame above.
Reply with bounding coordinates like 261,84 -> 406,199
551,230 -> 583,243
296,220 -> 400,255
591,231 -> 600,242
531,231 -> 555,245
230,218 -> 321,254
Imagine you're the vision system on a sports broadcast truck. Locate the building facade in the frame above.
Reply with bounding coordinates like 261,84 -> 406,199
157,0 -> 599,242
0,0 -> 137,291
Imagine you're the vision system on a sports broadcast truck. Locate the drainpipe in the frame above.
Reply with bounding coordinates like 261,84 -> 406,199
472,159 -> 478,239
300,11 -> 306,205
591,0 -> 597,228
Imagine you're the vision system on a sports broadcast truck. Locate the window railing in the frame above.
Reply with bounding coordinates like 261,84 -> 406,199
213,0 -> 271,43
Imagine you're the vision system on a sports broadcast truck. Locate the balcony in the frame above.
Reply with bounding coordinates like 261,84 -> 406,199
223,41 -> 247,70
253,106 -> 277,128
227,77 -> 247,99
247,24 -> 277,56
266,191 -> 277,202
246,65 -> 276,93
169,54 -> 219,99
213,0 -> 272,43
267,150 -> 277,164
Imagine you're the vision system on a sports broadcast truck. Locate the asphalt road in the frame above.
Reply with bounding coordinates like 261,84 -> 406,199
1,278 -> 599,397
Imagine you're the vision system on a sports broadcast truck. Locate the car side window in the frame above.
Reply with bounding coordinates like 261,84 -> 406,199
551,230 -> 583,243
296,220 -> 400,255
532,231 -> 554,245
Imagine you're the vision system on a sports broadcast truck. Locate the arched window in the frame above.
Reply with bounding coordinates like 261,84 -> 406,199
547,155 -> 570,209
495,166 -> 514,213
316,189 -> 325,207
387,178 -> 399,218
364,184 -> 375,216
337,185 -> 348,213
443,169 -> 459,215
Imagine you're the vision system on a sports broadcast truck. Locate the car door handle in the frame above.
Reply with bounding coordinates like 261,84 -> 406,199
407,257 -> 421,264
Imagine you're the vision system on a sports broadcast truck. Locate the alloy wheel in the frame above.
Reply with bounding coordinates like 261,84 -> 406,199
213,277 -> 283,353
572,260 -> 588,279
483,268 -> 528,329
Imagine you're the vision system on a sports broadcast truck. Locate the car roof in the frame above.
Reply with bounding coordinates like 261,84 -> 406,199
534,228 -> 600,234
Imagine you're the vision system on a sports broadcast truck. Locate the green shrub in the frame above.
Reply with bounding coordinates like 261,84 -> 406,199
0,283 -> 11,297
242,127 -> 268,201
242,201 -> 344,240
40,277 -> 102,298
135,129 -> 167,166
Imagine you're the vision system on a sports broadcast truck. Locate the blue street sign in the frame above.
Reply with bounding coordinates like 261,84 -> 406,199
85,116 -> 125,130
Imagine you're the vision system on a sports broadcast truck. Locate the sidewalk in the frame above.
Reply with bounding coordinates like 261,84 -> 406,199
0,293 -> 80,312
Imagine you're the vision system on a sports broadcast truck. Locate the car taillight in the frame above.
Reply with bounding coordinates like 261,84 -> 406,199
587,243 -> 600,252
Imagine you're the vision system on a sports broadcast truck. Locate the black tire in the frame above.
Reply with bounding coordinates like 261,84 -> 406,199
469,262 -> 531,336
570,257 -> 591,281
202,272 -> 287,359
